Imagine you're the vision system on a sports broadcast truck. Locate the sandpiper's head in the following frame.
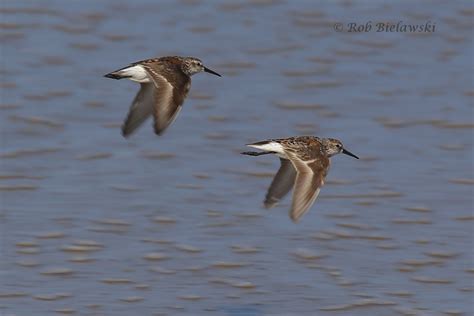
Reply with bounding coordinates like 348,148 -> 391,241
181,57 -> 221,77
322,138 -> 359,159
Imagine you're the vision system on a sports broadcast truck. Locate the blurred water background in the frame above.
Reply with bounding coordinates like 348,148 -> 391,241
0,0 -> 473,315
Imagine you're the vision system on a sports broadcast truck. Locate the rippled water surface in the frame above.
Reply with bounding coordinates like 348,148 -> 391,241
1,1 -> 473,315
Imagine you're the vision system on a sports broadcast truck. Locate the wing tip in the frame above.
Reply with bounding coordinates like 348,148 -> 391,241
263,201 -> 277,209
153,126 -> 166,136
289,211 -> 301,223
121,124 -> 165,137
121,124 -> 134,138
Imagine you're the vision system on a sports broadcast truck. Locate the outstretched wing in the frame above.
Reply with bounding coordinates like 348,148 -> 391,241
142,63 -> 191,135
264,158 -> 297,208
286,152 -> 329,222
121,83 -> 154,137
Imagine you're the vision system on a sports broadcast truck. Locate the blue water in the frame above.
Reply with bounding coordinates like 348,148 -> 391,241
1,0 -> 473,315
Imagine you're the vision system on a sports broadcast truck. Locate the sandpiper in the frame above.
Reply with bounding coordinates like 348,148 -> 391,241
242,136 -> 359,222
105,56 -> 221,137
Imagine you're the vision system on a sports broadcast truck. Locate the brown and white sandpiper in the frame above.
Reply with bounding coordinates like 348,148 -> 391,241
105,56 -> 221,137
242,136 -> 359,222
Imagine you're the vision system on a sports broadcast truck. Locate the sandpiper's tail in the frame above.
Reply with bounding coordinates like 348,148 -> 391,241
241,151 -> 275,156
104,71 -> 129,80
104,64 -> 136,80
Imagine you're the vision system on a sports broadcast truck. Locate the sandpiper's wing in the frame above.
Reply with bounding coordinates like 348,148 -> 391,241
264,158 -> 297,208
141,61 -> 191,135
122,83 -> 155,137
286,151 -> 329,222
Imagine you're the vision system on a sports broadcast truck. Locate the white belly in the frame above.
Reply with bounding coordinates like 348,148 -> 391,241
119,65 -> 151,83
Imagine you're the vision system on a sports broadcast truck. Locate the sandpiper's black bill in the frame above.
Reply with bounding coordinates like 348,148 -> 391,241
342,148 -> 359,159
204,67 -> 221,77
